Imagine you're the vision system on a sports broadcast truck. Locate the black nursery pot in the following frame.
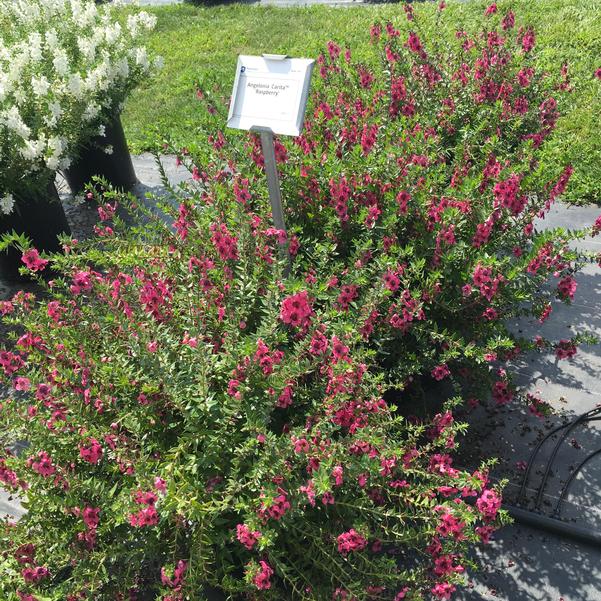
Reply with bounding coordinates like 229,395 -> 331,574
64,113 -> 138,193
0,181 -> 71,282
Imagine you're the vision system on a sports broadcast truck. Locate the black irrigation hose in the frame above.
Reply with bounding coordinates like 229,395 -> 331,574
505,504 -> 601,549
465,404 -> 601,548
535,409 -> 601,510
518,421 -> 569,503
554,447 -> 601,517
518,407 -> 601,505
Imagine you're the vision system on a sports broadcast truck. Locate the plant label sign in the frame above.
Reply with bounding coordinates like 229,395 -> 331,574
227,55 -> 314,137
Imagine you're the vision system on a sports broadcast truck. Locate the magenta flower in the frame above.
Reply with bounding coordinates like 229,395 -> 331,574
13,377 -> 31,391
252,560 -> 274,590
431,582 -> 457,599
492,380 -> 513,405
431,364 -> 450,381
476,489 -> 502,520
161,560 -> 188,589
129,505 -> 159,527
79,438 -> 104,464
557,275 -> 577,300
28,451 -> 56,478
21,249 -> 48,272
22,565 -> 49,584
337,529 -> 367,555
236,524 -> 261,550
210,222 -> 239,261
279,291 -> 312,328
555,339 -> 577,360
82,506 -> 101,530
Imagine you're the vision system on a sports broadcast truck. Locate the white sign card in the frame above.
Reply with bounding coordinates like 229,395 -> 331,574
227,55 -> 315,137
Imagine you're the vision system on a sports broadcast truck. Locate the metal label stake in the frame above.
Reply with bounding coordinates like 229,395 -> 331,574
254,127 -> 290,273
258,129 -> 287,237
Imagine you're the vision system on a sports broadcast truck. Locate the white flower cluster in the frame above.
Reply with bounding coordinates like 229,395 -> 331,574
0,193 -> 14,216
0,0 -> 161,214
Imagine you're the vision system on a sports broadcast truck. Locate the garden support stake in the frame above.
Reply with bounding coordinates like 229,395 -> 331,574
259,129 -> 291,274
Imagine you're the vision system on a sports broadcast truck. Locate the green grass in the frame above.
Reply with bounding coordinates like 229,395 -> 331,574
3,0 -> 599,203
122,0 -> 601,204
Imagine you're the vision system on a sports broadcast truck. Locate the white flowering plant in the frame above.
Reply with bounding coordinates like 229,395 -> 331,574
0,0 -> 161,215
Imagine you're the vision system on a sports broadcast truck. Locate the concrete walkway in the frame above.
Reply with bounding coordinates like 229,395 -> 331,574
2,155 -> 601,600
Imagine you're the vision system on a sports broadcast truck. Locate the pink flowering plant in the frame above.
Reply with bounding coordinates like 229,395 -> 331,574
0,186 -> 506,601
188,3 -> 596,409
0,4 -> 599,601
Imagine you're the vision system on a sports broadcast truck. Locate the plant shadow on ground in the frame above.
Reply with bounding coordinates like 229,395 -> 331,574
454,254 -> 601,600
456,519 -> 601,601
454,384 -> 601,600
507,264 -> 601,390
